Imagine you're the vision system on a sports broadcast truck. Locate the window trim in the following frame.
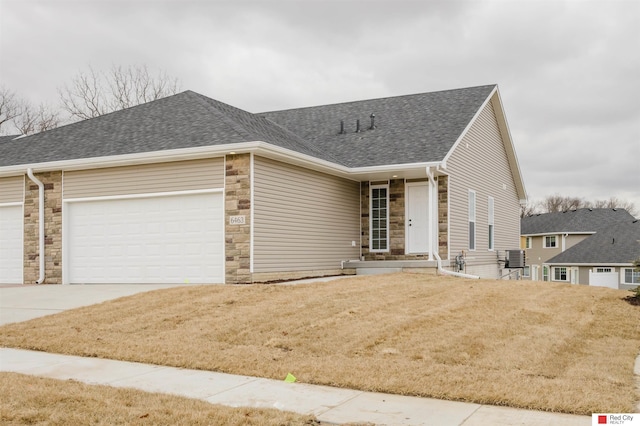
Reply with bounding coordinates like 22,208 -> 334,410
621,268 -> 640,284
552,266 -> 569,282
468,190 -> 476,251
369,184 -> 390,253
525,236 -> 532,249
487,196 -> 494,251
544,235 -> 557,248
523,265 -> 530,277
542,265 -> 549,281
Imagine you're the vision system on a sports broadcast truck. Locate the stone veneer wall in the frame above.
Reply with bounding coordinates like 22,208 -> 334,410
24,171 -> 62,284
437,176 -> 449,256
225,154 -> 251,284
361,178 -> 447,261
360,181 -> 369,256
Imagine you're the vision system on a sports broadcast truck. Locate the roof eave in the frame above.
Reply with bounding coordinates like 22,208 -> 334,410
0,141 -> 440,182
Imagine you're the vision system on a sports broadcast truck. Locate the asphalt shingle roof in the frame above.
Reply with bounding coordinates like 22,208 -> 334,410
0,85 -> 496,169
0,135 -> 19,143
262,85 -> 496,167
520,208 -> 636,235
546,220 -> 640,264
0,91 -> 336,168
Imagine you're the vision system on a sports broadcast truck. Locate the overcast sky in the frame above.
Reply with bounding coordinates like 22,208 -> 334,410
1,0 -> 639,213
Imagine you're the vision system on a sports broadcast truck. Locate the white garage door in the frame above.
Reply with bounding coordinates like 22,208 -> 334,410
0,205 -> 23,284
589,271 -> 619,289
66,192 -> 224,284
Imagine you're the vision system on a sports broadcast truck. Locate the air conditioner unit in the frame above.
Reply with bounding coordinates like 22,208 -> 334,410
505,250 -> 525,269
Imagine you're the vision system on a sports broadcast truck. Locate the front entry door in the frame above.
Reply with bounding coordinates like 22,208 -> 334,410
532,265 -> 539,281
570,267 -> 579,284
406,182 -> 429,253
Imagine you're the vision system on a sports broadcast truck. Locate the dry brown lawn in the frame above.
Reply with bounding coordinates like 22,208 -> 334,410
0,372 -> 318,425
1,273 -> 639,415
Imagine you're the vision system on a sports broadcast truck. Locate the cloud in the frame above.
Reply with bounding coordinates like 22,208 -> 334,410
1,0 -> 638,211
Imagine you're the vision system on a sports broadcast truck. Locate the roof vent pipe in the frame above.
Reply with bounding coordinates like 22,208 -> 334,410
369,113 -> 375,130
339,120 -> 345,134
356,119 -> 360,133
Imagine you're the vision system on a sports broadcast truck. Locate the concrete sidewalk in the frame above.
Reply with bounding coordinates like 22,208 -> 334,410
0,348 -> 590,425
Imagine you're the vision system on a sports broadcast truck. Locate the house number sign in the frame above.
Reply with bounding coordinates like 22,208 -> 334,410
229,215 -> 246,225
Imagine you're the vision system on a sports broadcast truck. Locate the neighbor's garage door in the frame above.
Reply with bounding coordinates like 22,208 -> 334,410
0,205 -> 23,284
589,271 -> 619,289
66,192 -> 224,284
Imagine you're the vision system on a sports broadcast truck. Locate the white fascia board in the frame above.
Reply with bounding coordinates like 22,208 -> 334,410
251,142 -> 440,180
491,87 -> 527,201
442,86 -> 495,166
442,85 -> 527,202
1,140 -> 440,182
0,142 -> 262,176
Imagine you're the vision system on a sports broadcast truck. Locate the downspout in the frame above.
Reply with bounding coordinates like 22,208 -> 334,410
27,169 -> 45,284
425,167 -> 435,260
426,166 -> 480,280
433,251 -> 480,279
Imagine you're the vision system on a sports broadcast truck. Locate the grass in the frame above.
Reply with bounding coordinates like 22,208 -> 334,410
1,273 -> 639,415
0,372 -> 319,425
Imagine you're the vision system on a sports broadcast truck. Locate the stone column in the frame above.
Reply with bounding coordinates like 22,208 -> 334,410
360,181 -> 369,259
389,178 -> 405,258
225,154 -> 252,284
438,176 -> 449,256
24,171 -> 62,284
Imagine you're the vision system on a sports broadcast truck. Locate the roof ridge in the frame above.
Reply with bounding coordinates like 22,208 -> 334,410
260,84 -> 497,114
15,91 -> 192,143
185,91 -> 255,140
189,91 -> 346,165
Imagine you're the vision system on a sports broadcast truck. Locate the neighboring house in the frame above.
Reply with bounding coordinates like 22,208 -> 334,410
520,208 -> 636,284
0,84 -> 526,285
545,220 -> 640,290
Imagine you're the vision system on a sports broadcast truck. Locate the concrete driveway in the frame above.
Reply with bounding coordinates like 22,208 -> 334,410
0,284 -> 185,326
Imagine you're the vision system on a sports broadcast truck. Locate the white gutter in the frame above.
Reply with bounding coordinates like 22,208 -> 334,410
0,142 -> 442,182
26,168 -> 45,284
433,251 -> 480,279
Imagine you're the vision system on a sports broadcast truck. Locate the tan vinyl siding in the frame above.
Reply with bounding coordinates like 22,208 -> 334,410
446,97 -> 521,270
63,158 -> 224,199
253,156 -> 360,272
525,235 -> 562,268
566,234 -> 589,250
0,176 -> 24,203
523,234 -> 591,280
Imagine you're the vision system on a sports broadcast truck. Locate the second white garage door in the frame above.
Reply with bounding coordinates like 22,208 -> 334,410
0,205 -> 23,284
65,192 -> 224,284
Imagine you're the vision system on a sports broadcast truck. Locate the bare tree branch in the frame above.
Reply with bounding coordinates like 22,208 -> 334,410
1,87 -> 60,136
520,200 -> 540,218
13,102 -> 60,136
0,87 -> 22,135
534,194 -> 638,218
59,64 -> 180,120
